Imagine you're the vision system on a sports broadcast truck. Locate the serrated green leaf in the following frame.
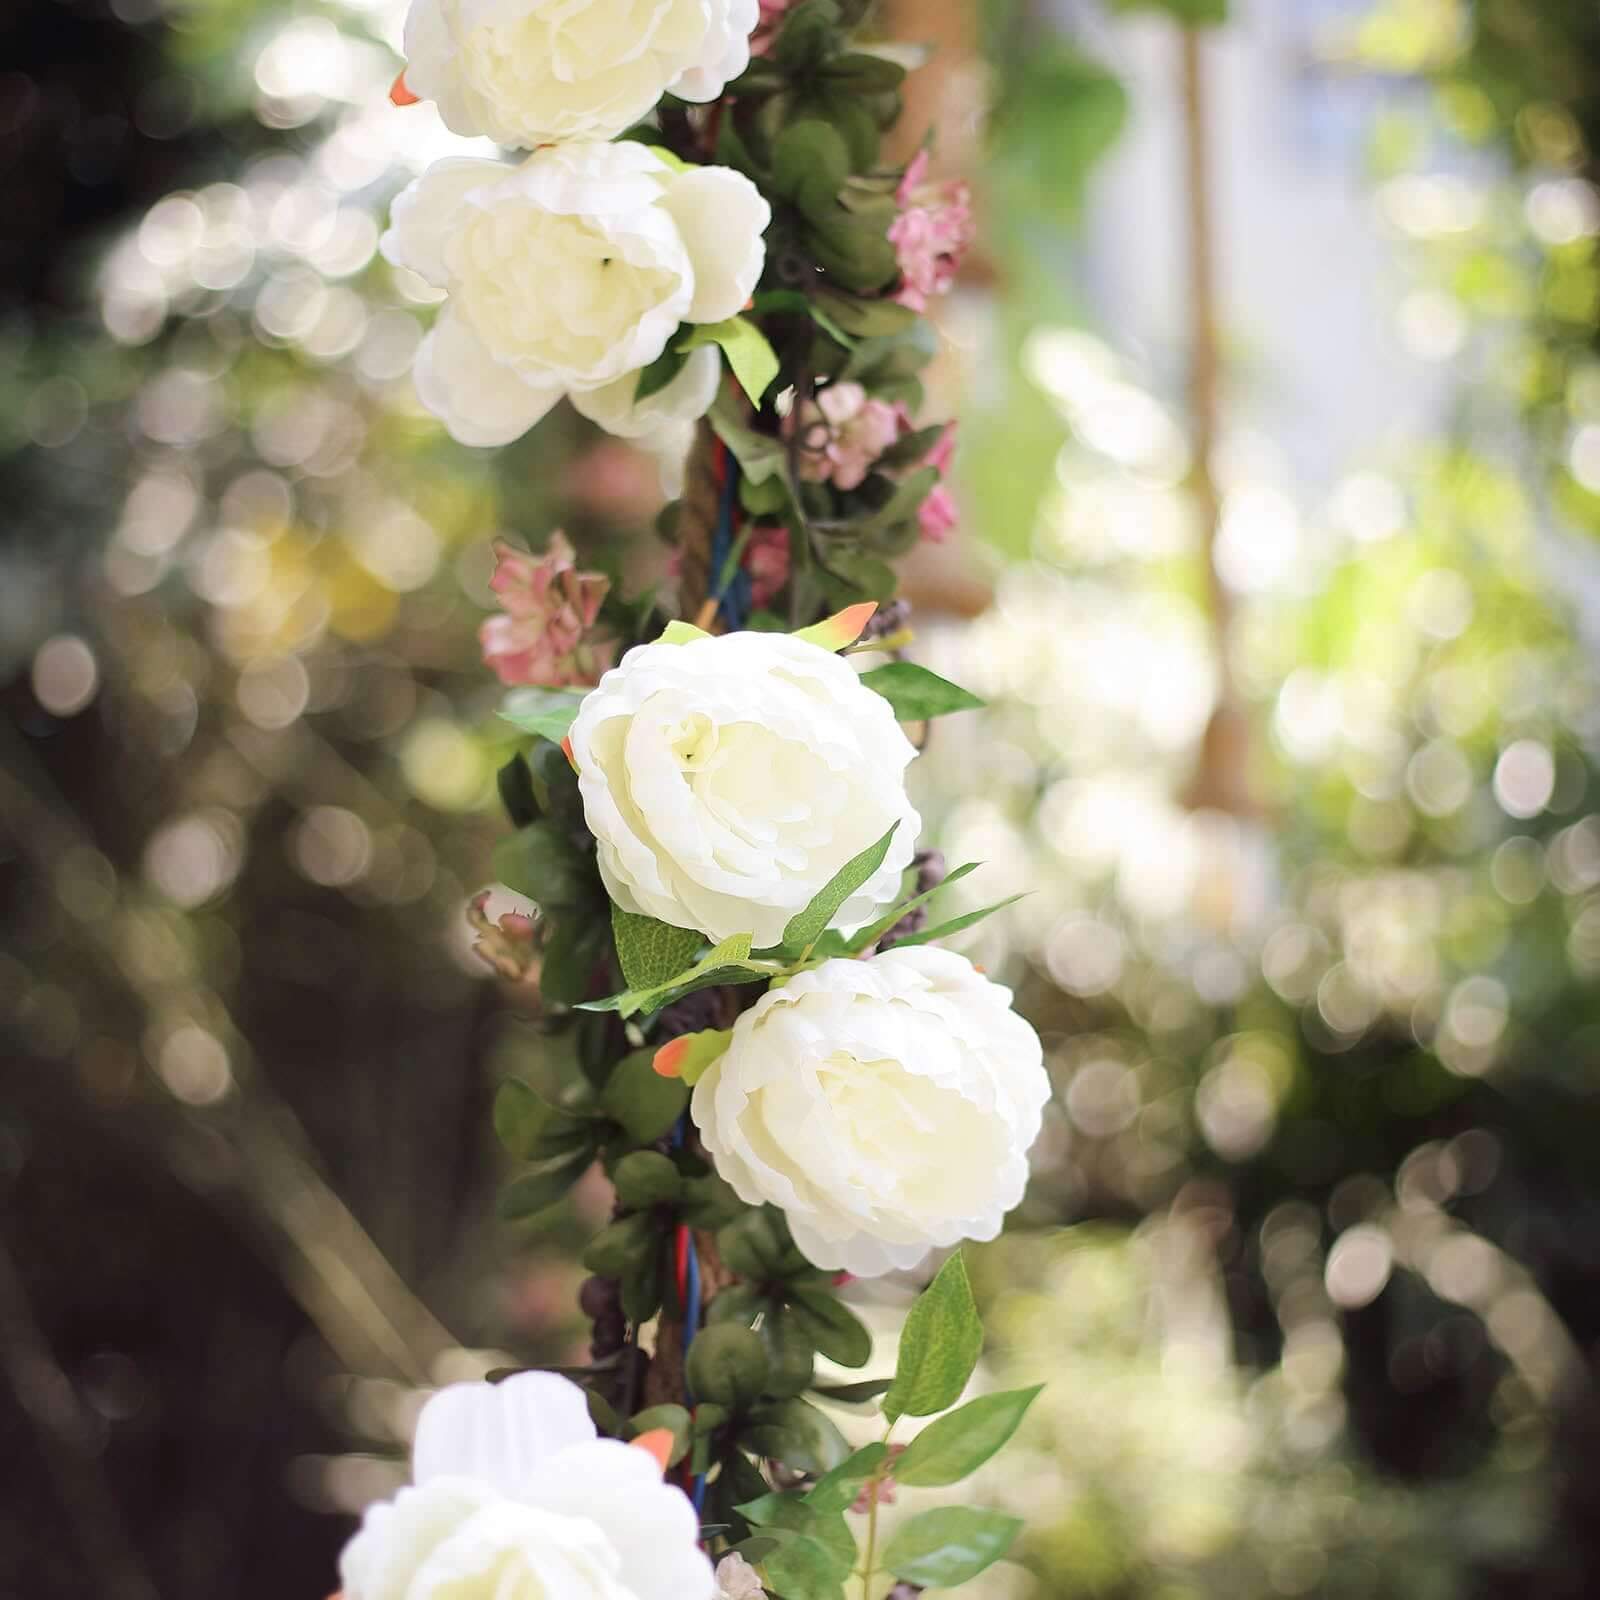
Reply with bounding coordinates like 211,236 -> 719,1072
890,894 -> 1028,948
498,1150 -> 592,1220
679,315 -> 780,406
742,1397 -> 850,1474
883,1251 -> 982,1422
686,1324 -> 770,1410
780,823 -> 898,953
881,1506 -> 1022,1587
612,1150 -> 683,1209
805,1442 -> 888,1512
498,687 -> 586,743
892,1385 -> 1044,1487
611,905 -> 704,991
577,933 -> 761,1017
858,661 -> 985,721
787,1289 -> 872,1369
846,860 -> 981,953
599,1048 -> 689,1143
492,821 -> 592,909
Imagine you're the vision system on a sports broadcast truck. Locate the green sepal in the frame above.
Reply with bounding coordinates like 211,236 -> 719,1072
659,619 -> 712,644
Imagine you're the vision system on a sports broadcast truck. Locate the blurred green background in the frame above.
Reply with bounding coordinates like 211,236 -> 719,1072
6,0 -> 1600,1596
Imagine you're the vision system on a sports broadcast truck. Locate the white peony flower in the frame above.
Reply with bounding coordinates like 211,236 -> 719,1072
340,1372 -> 713,1600
569,630 -> 919,947
401,0 -> 759,150
381,143 -> 769,450
692,947 -> 1050,1277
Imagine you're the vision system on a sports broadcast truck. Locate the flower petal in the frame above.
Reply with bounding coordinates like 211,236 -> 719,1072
660,167 -> 772,324
380,158 -> 507,286
412,1372 -> 597,1493
412,309 -> 561,448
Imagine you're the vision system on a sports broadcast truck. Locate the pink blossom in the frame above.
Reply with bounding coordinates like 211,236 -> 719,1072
750,0 -> 794,55
479,532 -> 615,688
888,152 -> 974,312
742,524 -> 790,607
888,407 -> 960,542
790,381 -> 901,490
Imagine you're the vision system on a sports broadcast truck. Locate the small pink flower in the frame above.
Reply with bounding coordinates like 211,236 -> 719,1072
479,532 -> 615,688
790,382 -> 901,490
889,152 -> 974,313
743,524 -> 791,608
750,0 -> 794,55
889,407 -> 960,542
849,1444 -> 906,1515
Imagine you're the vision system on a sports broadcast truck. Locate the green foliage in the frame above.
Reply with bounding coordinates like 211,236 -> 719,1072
881,1506 -> 1023,1587
1108,0 -> 1226,20
611,1150 -> 683,1208
678,316 -> 782,405
741,1397 -> 851,1474
599,1048 -> 688,1143
883,1250 -> 984,1422
498,688 -> 585,743
777,823 -> 900,953
893,1386 -> 1045,1486
627,1404 -> 692,1467
610,906 -> 704,992
858,661 -> 986,721
492,822 -> 596,910
848,860 -> 981,951
806,1441 -> 890,1510
889,894 -> 1028,948
786,1287 -> 872,1368
687,1324 -> 771,1409
578,933 -> 766,1017
497,1151 -> 594,1220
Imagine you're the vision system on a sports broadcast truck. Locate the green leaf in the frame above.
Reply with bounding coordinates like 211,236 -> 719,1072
686,1324 -> 770,1410
679,316 -> 781,406
854,465 -> 940,533
742,1397 -> 850,1474
810,1376 -> 892,1405
600,1048 -> 689,1143
498,1150 -> 592,1220
497,753 -> 540,826
634,344 -> 690,403
819,51 -> 907,92
881,1507 -> 1022,1588
806,1442 -> 888,1512
890,894 -> 1028,948
538,913 -> 611,1007
759,1529 -> 848,1600
883,1250 -> 982,1423
612,1150 -> 683,1209
582,1212 -> 659,1276
493,1078 -> 592,1162
706,1284 -> 765,1327
761,1308 -> 818,1398
718,1208 -> 792,1281
780,823 -> 899,953
492,821 -> 592,909
811,288 -> 917,340
709,393 -> 792,488
1110,0 -> 1226,20
739,1495 -> 855,1575
858,662 -> 985,721
846,860 -> 981,954
498,687 -> 585,743
627,1404 -> 691,1467
577,933 -> 762,1018
751,289 -> 857,349
892,1386 -> 1044,1487
611,906 -> 704,992
679,1171 -> 746,1229
772,120 -> 851,201
787,1290 -> 872,1369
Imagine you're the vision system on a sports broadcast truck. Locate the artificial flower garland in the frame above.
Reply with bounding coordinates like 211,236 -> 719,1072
342,4 -> 1044,1598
